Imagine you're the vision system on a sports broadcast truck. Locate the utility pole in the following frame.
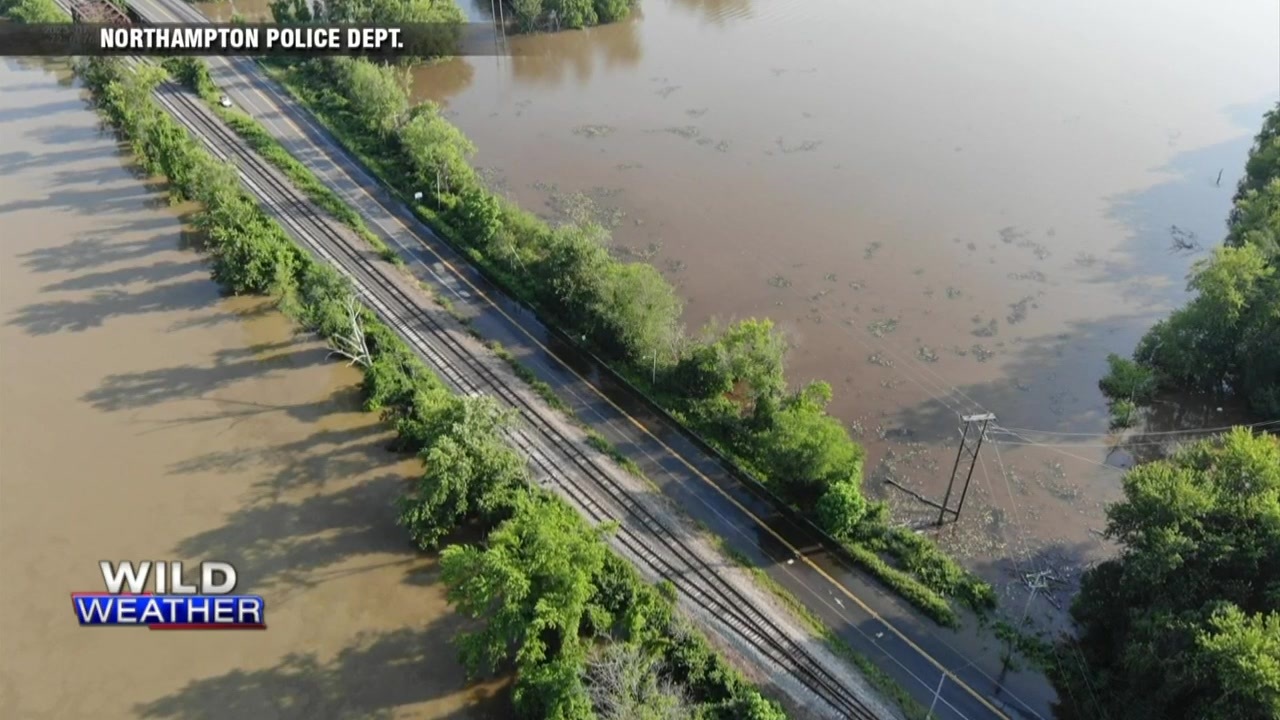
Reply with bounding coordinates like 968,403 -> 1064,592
937,413 -> 996,525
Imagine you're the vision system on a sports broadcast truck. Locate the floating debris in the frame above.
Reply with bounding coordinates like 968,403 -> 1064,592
1075,252 -> 1100,267
868,352 -> 895,368
664,258 -> 687,274
1007,296 -> 1038,325
655,85 -> 681,98
867,317 -> 900,337
913,268 -> 925,276
966,242 -> 978,251
768,274 -> 792,288
686,108 -> 709,117
864,241 -> 883,260
810,289 -> 832,301
615,162 -> 643,171
573,124 -> 616,139
776,137 -> 823,154
946,286 -> 963,300
824,272 -> 838,282
972,317 -> 999,338
1008,270 -> 1048,283
665,126 -> 701,139
971,344 -> 996,362
916,346 -> 939,363
848,281 -> 864,290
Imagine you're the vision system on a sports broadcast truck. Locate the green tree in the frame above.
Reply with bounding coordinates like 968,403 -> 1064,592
335,58 -> 409,135
1059,428 -> 1280,720
440,497 -> 610,675
398,103 -> 477,204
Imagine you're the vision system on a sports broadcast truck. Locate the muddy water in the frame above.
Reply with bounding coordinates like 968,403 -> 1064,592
0,60 -> 505,718
197,0 -> 1280,619
413,0 -> 1280,620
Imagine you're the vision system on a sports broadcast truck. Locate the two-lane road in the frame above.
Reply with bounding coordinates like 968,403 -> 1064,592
125,2 -> 1056,716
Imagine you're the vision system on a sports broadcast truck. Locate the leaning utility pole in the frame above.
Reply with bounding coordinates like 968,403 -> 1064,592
937,413 -> 996,525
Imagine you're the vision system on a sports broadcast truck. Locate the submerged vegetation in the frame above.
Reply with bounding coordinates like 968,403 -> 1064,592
1054,429 -> 1280,720
1102,104 -> 1280,419
76,55 -> 787,720
264,51 -> 993,625
1067,103 -> 1280,720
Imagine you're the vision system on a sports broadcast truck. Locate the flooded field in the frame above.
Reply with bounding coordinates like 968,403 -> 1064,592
198,0 -> 1279,623
0,59 -> 506,719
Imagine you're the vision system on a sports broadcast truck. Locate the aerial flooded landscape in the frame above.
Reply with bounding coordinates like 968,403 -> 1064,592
2,0 -> 1278,718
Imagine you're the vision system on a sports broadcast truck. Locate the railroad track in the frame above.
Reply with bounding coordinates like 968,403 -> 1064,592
158,86 -> 883,720
57,9 -> 887,716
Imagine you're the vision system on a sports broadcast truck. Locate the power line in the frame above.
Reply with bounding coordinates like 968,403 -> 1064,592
991,417 -> 1280,439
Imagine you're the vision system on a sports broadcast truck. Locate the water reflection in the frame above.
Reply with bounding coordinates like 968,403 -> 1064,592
667,0 -> 752,25
506,15 -> 643,87
410,57 -> 476,104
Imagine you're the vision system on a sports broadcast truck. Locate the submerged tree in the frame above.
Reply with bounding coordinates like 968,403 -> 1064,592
1058,428 -> 1280,720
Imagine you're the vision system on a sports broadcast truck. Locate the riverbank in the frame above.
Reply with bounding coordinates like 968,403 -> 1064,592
74,52 -> 805,718
258,54 -> 993,627
0,57 -> 505,720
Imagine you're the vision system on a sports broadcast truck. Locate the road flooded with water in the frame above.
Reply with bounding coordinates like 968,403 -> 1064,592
198,0 -> 1280,621
0,59 -> 506,719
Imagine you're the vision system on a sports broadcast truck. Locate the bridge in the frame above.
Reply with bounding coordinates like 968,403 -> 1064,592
70,0 -> 130,24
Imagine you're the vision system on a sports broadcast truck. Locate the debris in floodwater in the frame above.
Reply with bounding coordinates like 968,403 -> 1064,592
923,287 -> 935,297
1075,252 -> 1100,267
971,344 -> 996,362
665,126 -> 701,139
864,241 -> 883,260
952,345 -> 969,357
1007,296 -> 1037,325
715,141 -> 730,153
972,317 -> 999,337
966,242 -> 977,251
1008,269 -> 1048,283
946,286 -> 963,299
655,85 -> 681,98
776,137 -> 823,153
824,272 -> 838,282
1169,224 -> 1201,254
664,258 -> 687,274
868,352 -> 895,368
811,289 -> 832,301
696,137 -> 714,146
999,226 -> 1026,244
868,317 -> 900,337
850,420 -> 865,437
768,274 -> 792,288
686,108 -> 708,117
913,268 -> 925,276
848,281 -> 864,290
917,346 -> 939,363
1015,380 -> 1031,392
573,124 -> 616,139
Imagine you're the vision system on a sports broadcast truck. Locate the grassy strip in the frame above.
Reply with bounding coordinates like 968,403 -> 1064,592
78,55 -> 788,720
257,58 -> 990,625
485,340 -> 572,414
708,538 -> 930,720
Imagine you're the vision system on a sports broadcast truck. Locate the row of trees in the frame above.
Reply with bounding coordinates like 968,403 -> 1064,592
267,0 -> 634,35
78,55 -> 786,720
1101,104 -> 1280,419
278,54 -> 994,623
1064,103 -> 1280,720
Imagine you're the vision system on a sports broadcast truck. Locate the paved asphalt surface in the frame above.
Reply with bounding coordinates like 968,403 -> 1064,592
119,3 -> 1058,717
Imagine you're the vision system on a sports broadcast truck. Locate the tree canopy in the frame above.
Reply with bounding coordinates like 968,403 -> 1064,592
1058,428 -> 1280,720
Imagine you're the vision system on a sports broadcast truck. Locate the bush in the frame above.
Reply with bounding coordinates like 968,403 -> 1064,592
75,56 -> 786,719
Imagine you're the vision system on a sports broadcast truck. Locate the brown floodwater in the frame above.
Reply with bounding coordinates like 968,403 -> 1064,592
0,59 -> 507,719
198,0 -> 1280,622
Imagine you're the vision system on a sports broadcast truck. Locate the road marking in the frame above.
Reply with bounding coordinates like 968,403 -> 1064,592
136,6 -> 1013,713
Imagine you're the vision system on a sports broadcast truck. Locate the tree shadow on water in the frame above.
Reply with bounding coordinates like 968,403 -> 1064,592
17,234 -> 173,274
80,343 -> 326,411
171,472 -> 415,592
133,620 -> 512,720
8,277 -> 220,335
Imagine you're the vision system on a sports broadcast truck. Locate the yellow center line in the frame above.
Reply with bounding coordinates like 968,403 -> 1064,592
144,11 -> 1011,713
